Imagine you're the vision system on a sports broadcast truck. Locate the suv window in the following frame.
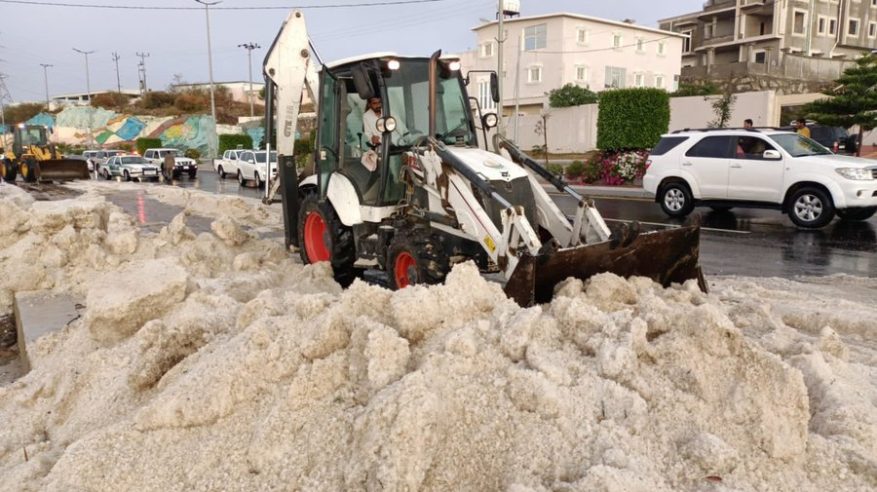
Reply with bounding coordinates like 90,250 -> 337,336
686,136 -> 735,158
650,137 -> 689,156
230,152 -> 237,160
144,150 -> 153,159
734,137 -> 776,160
240,152 -> 253,162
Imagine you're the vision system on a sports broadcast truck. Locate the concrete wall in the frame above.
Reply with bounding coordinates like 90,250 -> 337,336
504,104 -> 598,154
669,90 -> 775,130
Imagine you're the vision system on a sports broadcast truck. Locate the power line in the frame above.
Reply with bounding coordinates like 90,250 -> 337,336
0,0 -> 451,9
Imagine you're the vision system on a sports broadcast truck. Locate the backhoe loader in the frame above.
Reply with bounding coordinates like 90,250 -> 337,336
1,124 -> 90,183
263,11 -> 705,306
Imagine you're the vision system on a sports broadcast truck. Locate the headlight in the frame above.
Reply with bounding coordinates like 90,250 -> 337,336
385,116 -> 397,132
835,167 -> 873,180
387,59 -> 400,71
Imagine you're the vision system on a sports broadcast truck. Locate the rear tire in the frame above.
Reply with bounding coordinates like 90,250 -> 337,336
788,187 -> 835,228
20,158 -> 40,183
659,181 -> 694,217
238,171 -> 245,187
296,194 -> 357,287
387,227 -> 451,290
254,171 -> 262,188
123,170 -> 131,182
218,165 -> 225,179
837,207 -> 877,221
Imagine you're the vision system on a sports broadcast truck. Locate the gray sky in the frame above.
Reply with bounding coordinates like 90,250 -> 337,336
0,0 -> 703,104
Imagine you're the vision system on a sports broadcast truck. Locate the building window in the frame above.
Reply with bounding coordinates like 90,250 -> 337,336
829,18 -> 837,35
682,30 -> 693,52
612,33 -> 623,48
657,41 -> 666,55
477,78 -> 496,112
527,66 -> 543,83
634,73 -> 645,87
575,65 -> 589,83
523,24 -> 547,51
849,18 -> 860,36
605,66 -> 627,89
817,16 -> 827,35
480,42 -> 494,58
636,38 -> 645,52
576,28 -> 589,45
655,75 -> 665,89
870,22 -> 877,38
793,10 -> 807,35
754,50 -> 767,64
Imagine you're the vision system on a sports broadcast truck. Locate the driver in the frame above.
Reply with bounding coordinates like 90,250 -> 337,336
362,96 -> 411,146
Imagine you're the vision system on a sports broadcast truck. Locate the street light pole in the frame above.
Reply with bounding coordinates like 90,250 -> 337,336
111,52 -> 122,94
238,42 -> 260,117
73,48 -> 95,146
195,0 -> 221,128
497,0 -> 505,136
40,63 -> 53,110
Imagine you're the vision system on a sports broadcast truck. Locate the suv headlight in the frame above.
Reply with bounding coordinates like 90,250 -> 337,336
835,167 -> 873,180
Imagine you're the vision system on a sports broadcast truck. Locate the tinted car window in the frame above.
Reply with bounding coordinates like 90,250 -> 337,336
685,136 -> 734,158
650,137 -> 689,156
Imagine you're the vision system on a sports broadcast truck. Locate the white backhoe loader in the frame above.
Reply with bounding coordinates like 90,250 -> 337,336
262,11 -> 705,306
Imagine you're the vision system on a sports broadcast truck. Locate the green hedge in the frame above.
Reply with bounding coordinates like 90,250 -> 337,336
219,134 -> 253,154
136,138 -> 162,155
596,88 -> 670,150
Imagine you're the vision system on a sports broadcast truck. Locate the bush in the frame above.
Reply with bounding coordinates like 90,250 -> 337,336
597,88 -> 670,151
184,148 -> 202,160
219,134 -> 253,154
565,160 -> 585,180
670,82 -> 720,97
548,84 -> 599,108
91,92 -> 129,109
117,142 -> 134,153
546,163 -> 564,176
139,91 -> 177,110
596,150 -> 649,185
3,103 -> 45,124
136,137 -> 163,155
174,93 -> 208,112
582,156 -> 603,184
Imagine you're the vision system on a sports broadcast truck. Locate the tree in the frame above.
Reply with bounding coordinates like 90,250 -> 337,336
2,103 -> 44,125
805,54 -> 877,156
707,90 -> 736,129
670,82 -> 720,97
548,83 -> 599,108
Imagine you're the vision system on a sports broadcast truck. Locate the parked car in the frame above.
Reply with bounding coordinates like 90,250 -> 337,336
782,124 -> 859,155
83,149 -> 125,172
142,148 -> 197,179
213,149 -> 245,179
99,155 -> 161,181
644,128 -> 877,228
237,150 -> 277,187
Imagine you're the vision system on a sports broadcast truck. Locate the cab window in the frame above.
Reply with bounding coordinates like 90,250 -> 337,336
734,137 -> 776,160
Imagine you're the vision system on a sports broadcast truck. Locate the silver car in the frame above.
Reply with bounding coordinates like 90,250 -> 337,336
100,155 -> 161,181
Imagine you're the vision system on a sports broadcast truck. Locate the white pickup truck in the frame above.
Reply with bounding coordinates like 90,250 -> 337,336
213,149 -> 245,179
143,148 -> 198,179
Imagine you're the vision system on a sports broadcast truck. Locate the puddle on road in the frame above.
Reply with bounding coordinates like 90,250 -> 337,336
106,191 -> 214,234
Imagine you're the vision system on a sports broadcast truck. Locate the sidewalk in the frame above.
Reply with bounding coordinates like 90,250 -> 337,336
545,183 -> 651,200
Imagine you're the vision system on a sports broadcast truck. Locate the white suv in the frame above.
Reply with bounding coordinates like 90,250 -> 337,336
143,148 -> 198,179
644,129 -> 877,228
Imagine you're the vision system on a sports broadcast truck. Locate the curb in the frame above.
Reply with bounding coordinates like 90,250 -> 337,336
542,184 -> 651,200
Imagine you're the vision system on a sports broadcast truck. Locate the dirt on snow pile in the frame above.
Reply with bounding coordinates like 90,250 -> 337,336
0,182 -> 875,491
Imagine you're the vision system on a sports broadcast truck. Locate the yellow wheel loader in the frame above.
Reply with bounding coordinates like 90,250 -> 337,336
1,124 -> 90,183
262,11 -> 706,306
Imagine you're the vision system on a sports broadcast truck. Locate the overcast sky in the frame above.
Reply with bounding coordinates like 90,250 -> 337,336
0,0 -> 704,104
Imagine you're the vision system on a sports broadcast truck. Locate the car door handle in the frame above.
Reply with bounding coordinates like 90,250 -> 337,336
730,164 -> 742,169
682,162 -> 692,166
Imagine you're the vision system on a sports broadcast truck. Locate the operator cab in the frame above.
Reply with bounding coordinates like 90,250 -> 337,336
315,54 -> 479,207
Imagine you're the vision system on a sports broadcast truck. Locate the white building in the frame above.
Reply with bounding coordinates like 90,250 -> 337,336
50,89 -> 141,110
458,13 -> 687,115
171,81 -> 264,105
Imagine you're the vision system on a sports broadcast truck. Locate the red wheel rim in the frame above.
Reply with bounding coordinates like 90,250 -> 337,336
303,211 -> 330,262
394,251 -> 417,289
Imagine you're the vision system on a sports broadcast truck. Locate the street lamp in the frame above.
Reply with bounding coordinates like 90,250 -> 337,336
238,42 -> 261,118
195,0 -> 220,129
40,63 -> 53,110
72,47 -> 95,146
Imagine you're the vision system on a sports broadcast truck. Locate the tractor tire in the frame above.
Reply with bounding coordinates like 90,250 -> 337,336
20,158 -> 40,183
387,227 -> 451,290
297,194 -> 357,287
0,159 -> 17,183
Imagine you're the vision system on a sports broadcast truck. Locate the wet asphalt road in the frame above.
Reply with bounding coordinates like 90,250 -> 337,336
134,166 -> 877,279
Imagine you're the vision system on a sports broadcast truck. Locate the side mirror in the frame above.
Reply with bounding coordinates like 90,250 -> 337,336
482,112 -> 498,129
352,63 -> 377,100
763,150 -> 782,160
490,72 -> 500,103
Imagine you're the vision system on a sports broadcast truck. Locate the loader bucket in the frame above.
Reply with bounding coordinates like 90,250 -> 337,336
26,159 -> 91,182
504,225 -> 706,307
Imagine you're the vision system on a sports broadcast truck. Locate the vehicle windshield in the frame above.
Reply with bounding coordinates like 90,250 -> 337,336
254,151 -> 277,163
120,156 -> 147,164
157,150 -> 175,158
770,134 -> 833,157
383,59 -> 475,146
19,127 -> 46,146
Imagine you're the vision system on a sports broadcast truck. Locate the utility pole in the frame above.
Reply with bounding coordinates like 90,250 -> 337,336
238,42 -> 261,117
111,52 -> 122,94
40,63 -> 53,110
0,74 -> 8,149
72,48 -> 95,146
497,0 -> 505,136
195,0 -> 221,129
136,52 -> 150,95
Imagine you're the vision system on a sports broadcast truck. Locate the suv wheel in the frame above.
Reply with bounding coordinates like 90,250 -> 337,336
217,165 -> 225,179
788,187 -> 835,228
659,181 -> 694,217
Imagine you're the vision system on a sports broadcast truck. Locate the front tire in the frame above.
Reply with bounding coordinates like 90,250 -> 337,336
218,165 -> 226,179
659,181 -> 694,217
296,194 -> 357,286
387,227 -> 451,290
0,159 -> 17,182
837,207 -> 877,222
20,158 -> 40,183
238,171 -> 245,187
788,187 -> 835,228
123,170 -> 131,182
254,171 -> 262,188
189,169 -> 197,179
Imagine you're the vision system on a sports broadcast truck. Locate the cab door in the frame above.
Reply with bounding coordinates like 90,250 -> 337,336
316,71 -> 341,197
682,135 -> 734,199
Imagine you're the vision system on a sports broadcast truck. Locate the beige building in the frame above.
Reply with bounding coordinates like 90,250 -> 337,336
660,0 -> 876,82
457,13 -> 686,115
171,81 -> 264,104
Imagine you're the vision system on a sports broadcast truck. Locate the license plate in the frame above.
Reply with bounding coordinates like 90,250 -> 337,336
144,170 -> 155,175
